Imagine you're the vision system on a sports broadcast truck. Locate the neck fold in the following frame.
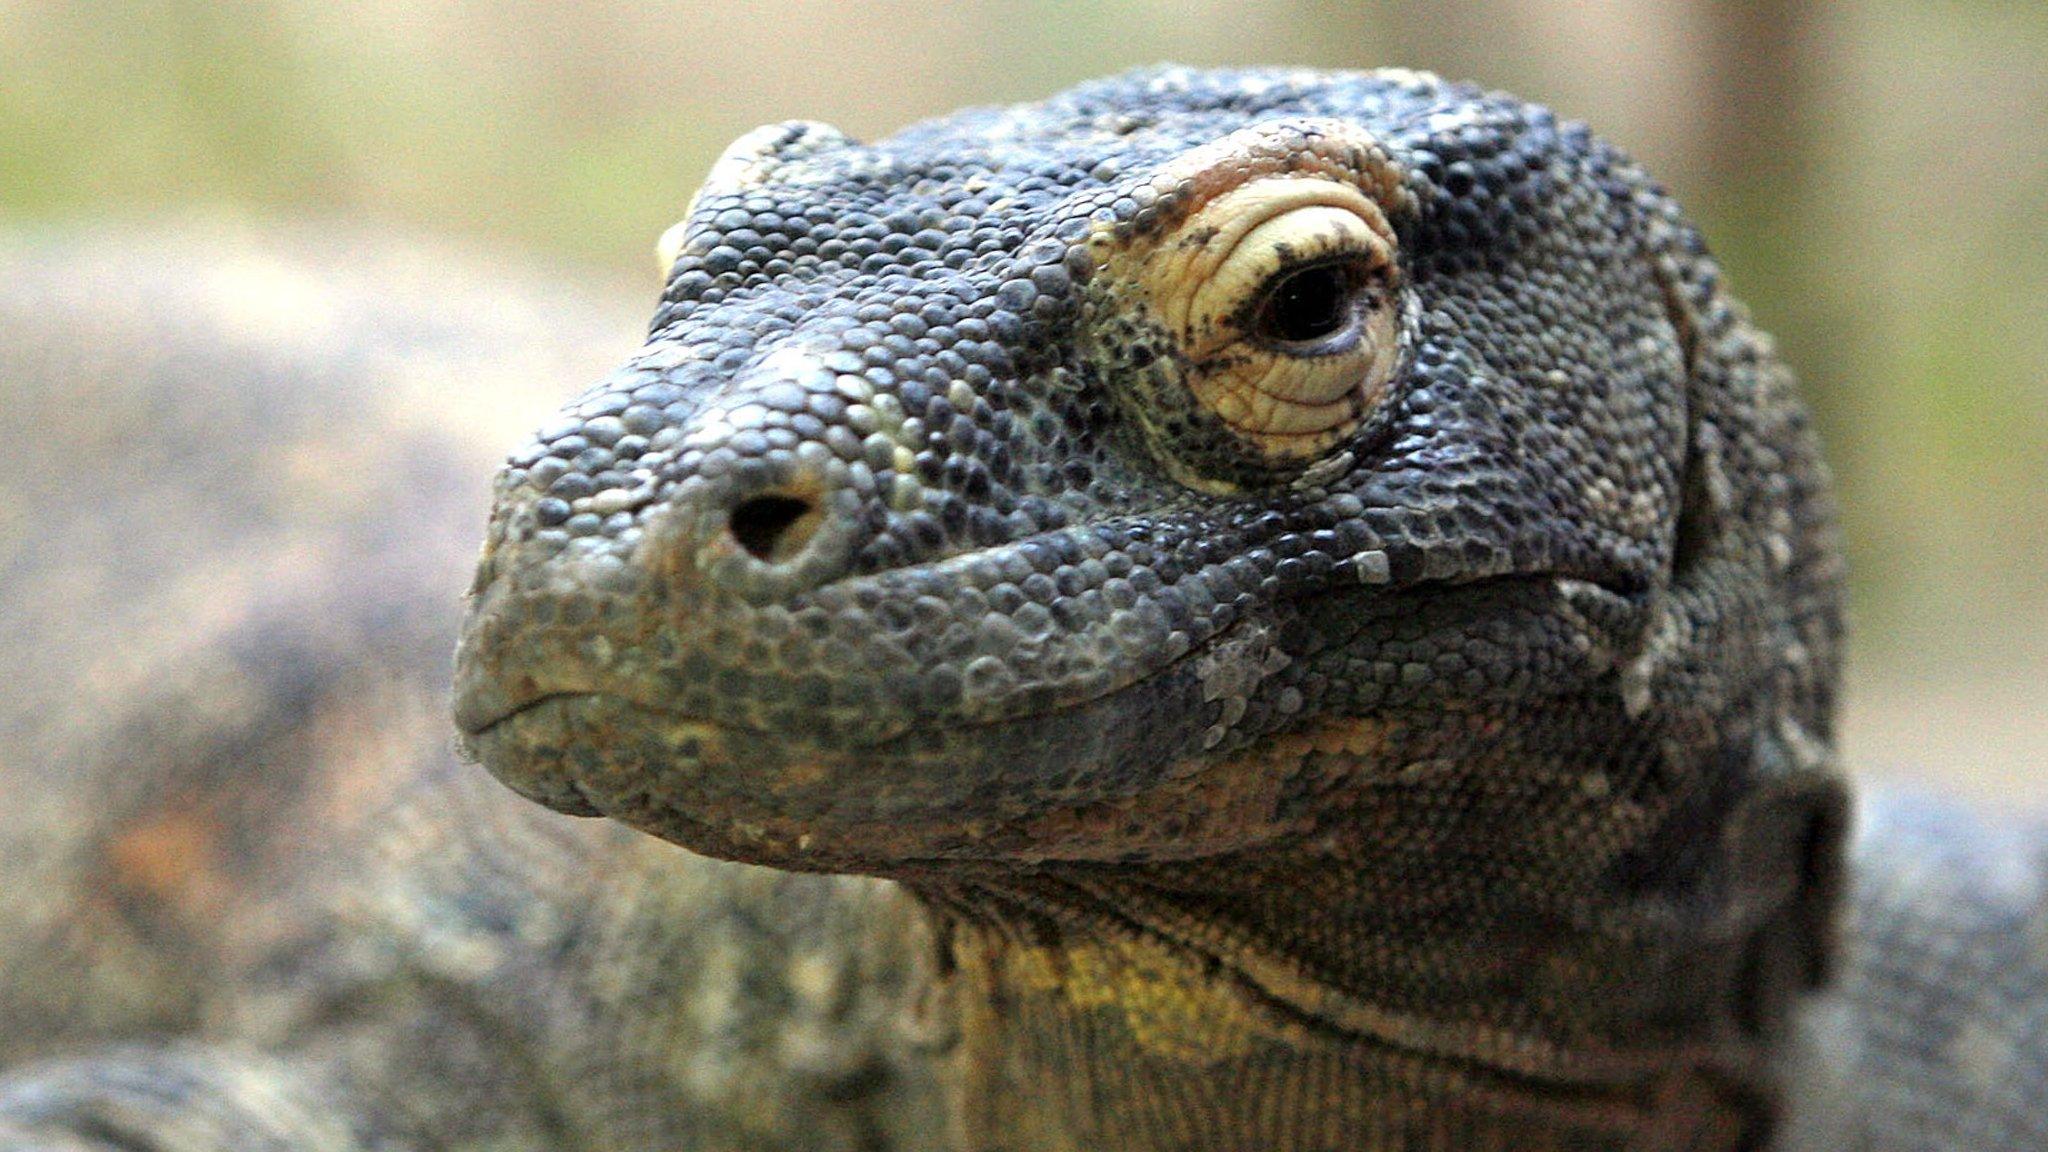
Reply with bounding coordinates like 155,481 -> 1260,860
910,803 -> 1830,1152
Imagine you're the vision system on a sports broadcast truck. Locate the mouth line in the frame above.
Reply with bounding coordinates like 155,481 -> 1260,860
458,690 -> 623,739
458,564 -> 1635,749
459,596 -> 1270,754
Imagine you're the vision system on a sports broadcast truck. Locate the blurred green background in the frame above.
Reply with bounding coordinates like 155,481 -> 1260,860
3,0 -> 2043,792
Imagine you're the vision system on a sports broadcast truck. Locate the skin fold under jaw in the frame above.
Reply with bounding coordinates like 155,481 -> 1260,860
456,65 -> 1845,1150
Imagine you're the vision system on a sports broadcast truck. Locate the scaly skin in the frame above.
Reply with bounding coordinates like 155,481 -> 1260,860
456,67 -> 1842,1150
5,70 -> 2046,1152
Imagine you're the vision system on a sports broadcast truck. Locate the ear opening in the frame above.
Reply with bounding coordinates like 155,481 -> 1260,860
1655,236 -> 1725,587
1670,420 -> 1729,582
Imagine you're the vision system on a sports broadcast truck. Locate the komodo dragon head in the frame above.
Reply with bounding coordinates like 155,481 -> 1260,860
457,66 -> 1848,1148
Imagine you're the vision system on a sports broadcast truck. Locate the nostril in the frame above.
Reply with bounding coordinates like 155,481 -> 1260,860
727,492 -> 822,564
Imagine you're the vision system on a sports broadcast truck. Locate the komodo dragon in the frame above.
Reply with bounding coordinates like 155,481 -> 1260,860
2,67 -> 2044,1152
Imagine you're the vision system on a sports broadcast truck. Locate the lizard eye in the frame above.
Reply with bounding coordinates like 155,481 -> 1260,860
1094,174 -> 1403,479
1253,258 -> 1374,352
1168,181 -> 1403,461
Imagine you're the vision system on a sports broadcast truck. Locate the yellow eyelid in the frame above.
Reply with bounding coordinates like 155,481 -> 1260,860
1156,178 -> 1400,461
1087,128 -> 1413,472
1162,178 -> 1397,350
1182,178 -> 1389,282
1192,210 -> 1379,351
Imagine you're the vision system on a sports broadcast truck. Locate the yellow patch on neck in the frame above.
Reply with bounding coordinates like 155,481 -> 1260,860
982,931 -> 1281,1065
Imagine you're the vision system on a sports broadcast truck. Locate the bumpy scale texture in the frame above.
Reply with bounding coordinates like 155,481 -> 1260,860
457,66 -> 1847,1149
6,68 -> 2048,1152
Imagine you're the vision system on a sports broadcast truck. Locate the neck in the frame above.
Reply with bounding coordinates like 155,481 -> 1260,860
903,752 -> 1840,1152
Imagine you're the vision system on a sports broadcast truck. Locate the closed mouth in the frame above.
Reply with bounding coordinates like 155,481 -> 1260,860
457,689 -> 617,739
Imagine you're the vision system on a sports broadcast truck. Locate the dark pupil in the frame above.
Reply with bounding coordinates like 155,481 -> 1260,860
1262,265 -> 1350,344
